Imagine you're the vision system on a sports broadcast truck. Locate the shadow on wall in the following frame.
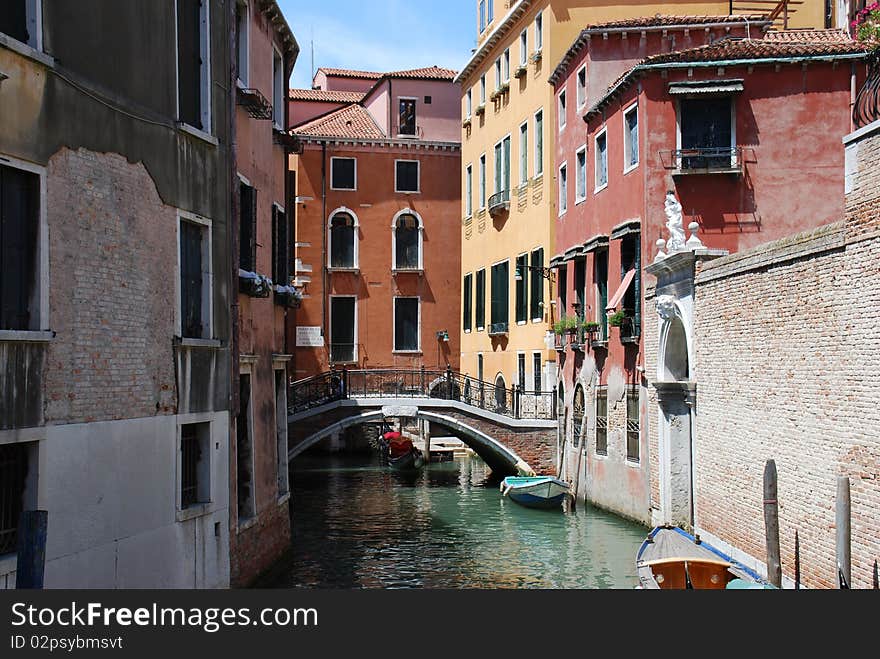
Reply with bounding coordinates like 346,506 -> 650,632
674,167 -> 760,235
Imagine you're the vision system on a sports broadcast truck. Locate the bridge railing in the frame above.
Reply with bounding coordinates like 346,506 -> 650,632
289,367 -> 557,421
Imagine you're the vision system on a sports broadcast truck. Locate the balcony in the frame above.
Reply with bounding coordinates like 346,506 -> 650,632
488,190 -> 510,217
669,147 -> 743,176
236,87 -> 273,120
488,322 -> 509,337
514,65 -> 527,79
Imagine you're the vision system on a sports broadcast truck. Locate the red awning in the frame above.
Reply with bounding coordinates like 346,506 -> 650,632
606,269 -> 636,311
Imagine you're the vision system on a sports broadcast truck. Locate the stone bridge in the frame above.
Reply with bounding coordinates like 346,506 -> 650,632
287,369 -> 559,476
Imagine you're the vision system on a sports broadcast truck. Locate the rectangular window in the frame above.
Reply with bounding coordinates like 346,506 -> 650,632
274,369 -> 289,497
235,1 -> 249,86
180,219 -> 208,339
331,157 -> 356,190
558,162 -> 567,215
273,47 -> 284,129
679,97 -> 733,170
477,353 -> 484,382
330,296 -> 357,363
399,98 -> 417,136
532,353 -> 542,393
479,0 -> 486,33
180,422 -> 210,509
463,273 -> 473,332
535,11 -> 543,51
479,154 -> 487,208
520,30 -> 528,66
517,353 -> 526,391
576,65 -> 587,109
0,164 -> 39,331
465,164 -> 473,217
595,249 -> 608,340
475,269 -> 486,331
488,0 -> 493,25
490,260 -> 509,329
519,122 -> 528,186
236,373 -> 255,522
394,297 -> 420,352
595,129 -> 608,191
596,389 -> 608,455
575,146 -> 587,203
395,160 -> 420,193
558,264 -> 568,316
529,248 -> 544,321
621,233 -> 641,338
272,204 -> 290,287
515,254 -> 528,324
0,0 -> 40,50
466,89 -> 472,119
0,442 -> 30,555
626,388 -> 640,462
624,103 -> 639,171
574,257 -> 586,316
558,90 -> 566,130
480,75 -> 486,105
239,180 -> 256,271
502,49 -> 510,83
534,109 -> 543,176
177,0 -> 210,132
494,136 -> 511,194
495,58 -> 502,91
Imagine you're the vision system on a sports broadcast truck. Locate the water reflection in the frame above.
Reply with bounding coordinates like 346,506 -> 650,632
269,454 -> 647,589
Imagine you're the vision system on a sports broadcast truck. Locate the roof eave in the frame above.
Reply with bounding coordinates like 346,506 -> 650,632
454,1 -> 534,85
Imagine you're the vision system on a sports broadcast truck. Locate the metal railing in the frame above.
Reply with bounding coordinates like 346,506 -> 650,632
854,56 -> 880,130
289,367 -> 557,421
488,189 -> 510,215
670,147 -> 743,174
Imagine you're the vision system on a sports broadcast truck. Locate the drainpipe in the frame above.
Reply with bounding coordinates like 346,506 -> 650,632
851,62 -> 857,134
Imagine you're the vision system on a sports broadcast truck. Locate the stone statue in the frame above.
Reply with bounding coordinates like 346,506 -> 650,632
664,192 -> 686,252
655,295 -> 677,320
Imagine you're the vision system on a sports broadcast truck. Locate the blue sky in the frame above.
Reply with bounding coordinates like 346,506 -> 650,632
277,0 -> 477,89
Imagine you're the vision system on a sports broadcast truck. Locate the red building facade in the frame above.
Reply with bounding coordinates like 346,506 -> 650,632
290,68 -> 462,379
551,19 -> 867,524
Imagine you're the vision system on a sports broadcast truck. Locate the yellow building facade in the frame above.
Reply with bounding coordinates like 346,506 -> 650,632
456,0 -> 739,393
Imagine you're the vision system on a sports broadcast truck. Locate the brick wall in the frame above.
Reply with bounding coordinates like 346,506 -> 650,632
230,498 -> 291,587
45,148 -> 178,424
689,122 -> 880,588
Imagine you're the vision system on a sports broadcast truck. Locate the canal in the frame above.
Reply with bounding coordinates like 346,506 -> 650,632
267,454 -> 649,589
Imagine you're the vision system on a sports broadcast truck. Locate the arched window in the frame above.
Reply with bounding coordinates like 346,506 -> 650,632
392,210 -> 423,271
329,209 -> 357,269
494,374 -> 507,413
572,385 -> 585,448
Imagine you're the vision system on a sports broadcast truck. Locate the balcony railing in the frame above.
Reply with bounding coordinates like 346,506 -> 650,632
669,147 -> 743,175
488,190 -> 510,216
854,56 -> 880,129
488,322 -> 509,336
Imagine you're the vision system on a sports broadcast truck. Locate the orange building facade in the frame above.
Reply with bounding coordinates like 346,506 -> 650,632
290,68 -> 462,378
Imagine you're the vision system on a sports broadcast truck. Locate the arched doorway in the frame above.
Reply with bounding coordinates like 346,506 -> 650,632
494,374 -> 507,413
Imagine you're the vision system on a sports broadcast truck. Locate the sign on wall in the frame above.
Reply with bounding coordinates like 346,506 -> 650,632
296,326 -> 324,347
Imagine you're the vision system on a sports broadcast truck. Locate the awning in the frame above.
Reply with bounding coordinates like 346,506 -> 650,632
668,79 -> 744,96
607,269 -> 636,311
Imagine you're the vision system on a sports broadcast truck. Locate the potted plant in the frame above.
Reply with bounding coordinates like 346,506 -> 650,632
582,320 -> 601,335
854,3 -> 880,51
607,309 -> 627,328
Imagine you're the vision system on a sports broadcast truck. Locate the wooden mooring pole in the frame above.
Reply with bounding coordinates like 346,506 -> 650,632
15,510 -> 48,589
794,530 -> 800,590
763,460 -> 782,588
836,476 -> 851,589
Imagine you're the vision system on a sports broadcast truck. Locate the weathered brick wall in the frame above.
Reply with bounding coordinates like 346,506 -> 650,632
644,284 -> 661,512
691,123 -> 880,589
45,148 -> 178,423
230,498 -> 291,587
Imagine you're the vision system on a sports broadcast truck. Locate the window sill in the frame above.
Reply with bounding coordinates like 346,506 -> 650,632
328,267 -> 360,274
0,330 -> 54,343
392,350 -> 422,355
516,321 -> 527,326
176,502 -> 212,523
394,190 -> 421,195
176,337 -> 223,349
531,318 -> 543,324
575,197 -> 586,206
623,163 -> 639,176
329,187 -> 357,192
0,34 -> 55,69
237,515 -> 259,534
625,458 -> 641,468
0,553 -> 17,576
277,492 -> 291,507
396,134 -> 418,140
594,451 -> 609,460
464,330 -> 472,334
178,123 -> 219,146
594,183 -> 608,194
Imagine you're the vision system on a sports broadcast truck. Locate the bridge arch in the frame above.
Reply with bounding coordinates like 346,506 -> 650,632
288,408 -> 536,476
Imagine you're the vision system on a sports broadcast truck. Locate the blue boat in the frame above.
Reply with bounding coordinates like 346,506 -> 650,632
635,526 -> 776,589
500,476 -> 571,510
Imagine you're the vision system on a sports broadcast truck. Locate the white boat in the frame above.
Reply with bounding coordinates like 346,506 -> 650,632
500,476 -> 570,509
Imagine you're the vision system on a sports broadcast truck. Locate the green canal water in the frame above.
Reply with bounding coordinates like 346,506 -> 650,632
268,454 -> 649,589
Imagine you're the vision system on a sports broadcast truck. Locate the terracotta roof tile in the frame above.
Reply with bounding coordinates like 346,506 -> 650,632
292,103 -> 384,139
582,14 -> 769,30
288,89 -> 365,103
384,66 -> 458,80
317,67 -> 383,80
640,37 -> 867,65
763,28 -> 853,43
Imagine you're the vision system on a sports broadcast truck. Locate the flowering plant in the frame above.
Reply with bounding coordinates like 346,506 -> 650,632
853,3 -> 880,51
